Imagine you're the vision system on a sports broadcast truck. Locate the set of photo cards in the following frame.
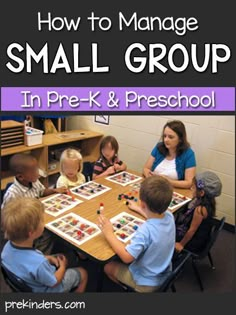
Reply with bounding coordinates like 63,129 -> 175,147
70,181 -> 111,200
110,211 -> 145,242
168,191 -> 192,212
42,193 -> 83,217
106,171 -> 143,186
46,213 -> 101,245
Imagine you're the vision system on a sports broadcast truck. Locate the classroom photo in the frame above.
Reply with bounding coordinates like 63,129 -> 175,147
0,115 -> 235,293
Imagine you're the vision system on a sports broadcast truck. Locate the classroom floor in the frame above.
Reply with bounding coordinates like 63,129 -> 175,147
0,228 -> 235,293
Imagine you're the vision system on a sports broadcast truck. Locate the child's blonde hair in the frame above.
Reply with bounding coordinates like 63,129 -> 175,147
2,198 -> 44,242
60,148 -> 83,175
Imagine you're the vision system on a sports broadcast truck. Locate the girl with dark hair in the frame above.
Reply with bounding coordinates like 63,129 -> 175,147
92,135 -> 127,179
143,120 -> 196,188
175,171 -> 222,252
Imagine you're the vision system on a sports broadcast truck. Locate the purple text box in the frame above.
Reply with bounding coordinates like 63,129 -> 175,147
1,87 -> 235,111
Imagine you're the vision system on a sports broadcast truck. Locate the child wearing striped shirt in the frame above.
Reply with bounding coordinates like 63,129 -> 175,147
92,136 -> 127,180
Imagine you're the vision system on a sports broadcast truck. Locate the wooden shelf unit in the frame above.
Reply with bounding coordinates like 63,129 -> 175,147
1,130 -> 103,190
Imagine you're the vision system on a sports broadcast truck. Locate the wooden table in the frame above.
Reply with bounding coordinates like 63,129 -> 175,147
43,171 -> 192,290
44,170 -> 192,261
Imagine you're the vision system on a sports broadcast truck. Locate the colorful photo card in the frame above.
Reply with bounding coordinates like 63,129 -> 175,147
46,212 -> 101,245
42,193 -> 83,217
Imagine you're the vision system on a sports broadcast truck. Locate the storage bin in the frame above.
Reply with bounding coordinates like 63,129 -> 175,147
25,127 -> 44,146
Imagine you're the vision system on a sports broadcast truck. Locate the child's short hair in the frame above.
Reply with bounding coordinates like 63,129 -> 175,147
100,136 -> 119,155
140,176 -> 173,214
60,148 -> 83,175
9,153 -> 37,175
2,198 -> 44,242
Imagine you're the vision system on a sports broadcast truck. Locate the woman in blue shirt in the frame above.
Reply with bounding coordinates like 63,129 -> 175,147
143,120 -> 196,189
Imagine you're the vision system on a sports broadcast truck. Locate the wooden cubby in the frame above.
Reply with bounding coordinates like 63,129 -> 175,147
1,129 -> 103,190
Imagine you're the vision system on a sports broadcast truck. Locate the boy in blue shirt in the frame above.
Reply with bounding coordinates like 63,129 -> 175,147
1,197 -> 88,293
98,176 -> 175,292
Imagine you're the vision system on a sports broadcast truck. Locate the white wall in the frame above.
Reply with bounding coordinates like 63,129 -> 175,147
67,115 -> 235,225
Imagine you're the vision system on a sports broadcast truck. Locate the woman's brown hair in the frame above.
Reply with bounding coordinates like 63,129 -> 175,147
158,120 -> 190,156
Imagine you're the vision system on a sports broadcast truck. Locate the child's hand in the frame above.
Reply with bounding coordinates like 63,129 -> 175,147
175,242 -> 184,252
57,254 -> 67,268
105,166 -> 115,175
127,200 -> 141,213
47,255 -> 59,268
98,215 -> 113,236
55,186 -> 67,194
114,163 -> 122,172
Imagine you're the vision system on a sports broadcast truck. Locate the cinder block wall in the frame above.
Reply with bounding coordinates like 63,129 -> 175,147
67,115 -> 235,225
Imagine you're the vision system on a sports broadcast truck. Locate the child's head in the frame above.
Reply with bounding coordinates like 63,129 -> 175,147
192,171 -> 222,217
60,148 -> 83,179
100,136 -> 119,161
2,198 -> 45,243
193,171 -> 222,198
9,153 -> 39,183
139,176 -> 173,214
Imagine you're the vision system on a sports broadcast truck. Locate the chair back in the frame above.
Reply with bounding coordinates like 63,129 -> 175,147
1,263 -> 32,292
82,162 -> 94,182
194,216 -> 225,259
157,251 -> 191,292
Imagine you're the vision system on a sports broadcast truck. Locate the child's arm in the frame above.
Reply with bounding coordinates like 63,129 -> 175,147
127,201 -> 147,219
43,186 -> 68,196
98,215 -> 135,264
45,255 -> 59,268
114,161 -> 127,173
175,206 -> 207,252
92,166 -> 115,179
52,255 -> 67,286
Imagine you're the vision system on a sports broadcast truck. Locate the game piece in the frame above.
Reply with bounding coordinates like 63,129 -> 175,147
71,181 -> 111,200
97,210 -> 101,215
46,212 -> 101,245
125,201 -> 129,205
42,193 -> 83,217
168,191 -> 191,212
99,202 -> 104,211
110,212 -> 145,243
105,171 -> 143,186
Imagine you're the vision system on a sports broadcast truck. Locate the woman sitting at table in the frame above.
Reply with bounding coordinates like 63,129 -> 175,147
143,120 -> 196,189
